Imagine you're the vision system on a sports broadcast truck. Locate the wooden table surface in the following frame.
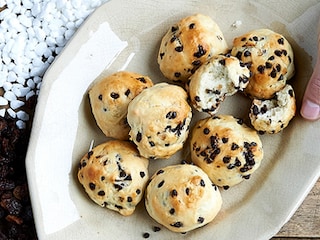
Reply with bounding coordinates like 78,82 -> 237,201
272,178 -> 320,239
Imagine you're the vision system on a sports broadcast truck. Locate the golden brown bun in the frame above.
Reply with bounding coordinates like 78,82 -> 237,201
127,83 -> 192,159
89,71 -> 153,140
158,14 -> 228,82
145,164 -> 222,233
190,115 -> 263,188
231,29 -> 294,99
78,140 -> 149,216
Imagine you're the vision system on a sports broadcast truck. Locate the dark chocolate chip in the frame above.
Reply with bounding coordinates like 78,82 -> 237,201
166,111 -> 177,119
198,217 -> 205,224
203,128 -> 210,135
98,190 -> 105,196
278,38 -> 284,45
171,189 -> 178,197
110,92 -> 120,99
175,46 -> 184,52
169,208 -> 175,215
125,89 -> 130,96
136,132 -> 142,142
140,171 -> 146,178
200,179 -> 205,187
170,222 -> 183,228
174,72 -> 181,78
193,45 -> 206,58
136,77 -> 146,83
157,180 -> 165,188
89,183 -> 96,190
231,143 -> 239,150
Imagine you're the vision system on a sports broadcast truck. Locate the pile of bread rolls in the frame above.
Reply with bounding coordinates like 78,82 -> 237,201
77,13 -> 296,233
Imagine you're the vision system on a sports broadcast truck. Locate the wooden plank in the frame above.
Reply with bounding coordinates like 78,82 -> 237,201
273,179 -> 320,238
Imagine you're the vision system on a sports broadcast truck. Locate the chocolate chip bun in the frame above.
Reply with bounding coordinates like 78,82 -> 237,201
188,54 -> 251,115
89,71 -> 153,140
249,84 -> 296,134
78,140 -> 149,216
145,164 -> 222,233
127,83 -> 192,159
158,13 -> 229,82
231,29 -> 295,99
190,115 -> 263,189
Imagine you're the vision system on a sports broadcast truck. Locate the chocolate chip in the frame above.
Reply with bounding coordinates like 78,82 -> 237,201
195,96 -> 201,102
222,137 -> 229,143
193,45 -> 206,58
270,68 -> 277,78
157,169 -> 164,175
278,38 -> 284,45
189,23 -> 195,29
140,171 -> 146,178
98,190 -> 105,196
192,60 -> 201,66
143,232 -> 150,238
244,50 -> 251,57
169,208 -> 175,215
171,26 -> 178,32
98,94 -> 103,100
274,50 -> 282,57
125,89 -> 130,96
88,151 -> 93,158
171,189 -> 178,197
174,72 -> 181,78
175,46 -> 183,52
136,77 -> 146,83
231,143 -> 239,150
223,156 -> 231,163
252,105 -> 259,115
170,35 -> 177,43
219,59 -> 226,66
110,92 -> 120,99
198,217 -> 205,224
261,105 -> 268,114
200,179 -> 205,187
268,56 -> 275,61
89,183 -> 96,190
288,89 -> 294,97
114,184 -> 123,191
157,180 -> 165,188
236,51 -> 242,59
170,222 -> 183,228
257,65 -> 265,74
153,226 -> 161,232
136,132 -> 142,142
203,128 -> 210,135
166,111 -> 177,119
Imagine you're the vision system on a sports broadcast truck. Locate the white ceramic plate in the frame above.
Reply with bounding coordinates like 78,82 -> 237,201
26,0 -> 320,239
